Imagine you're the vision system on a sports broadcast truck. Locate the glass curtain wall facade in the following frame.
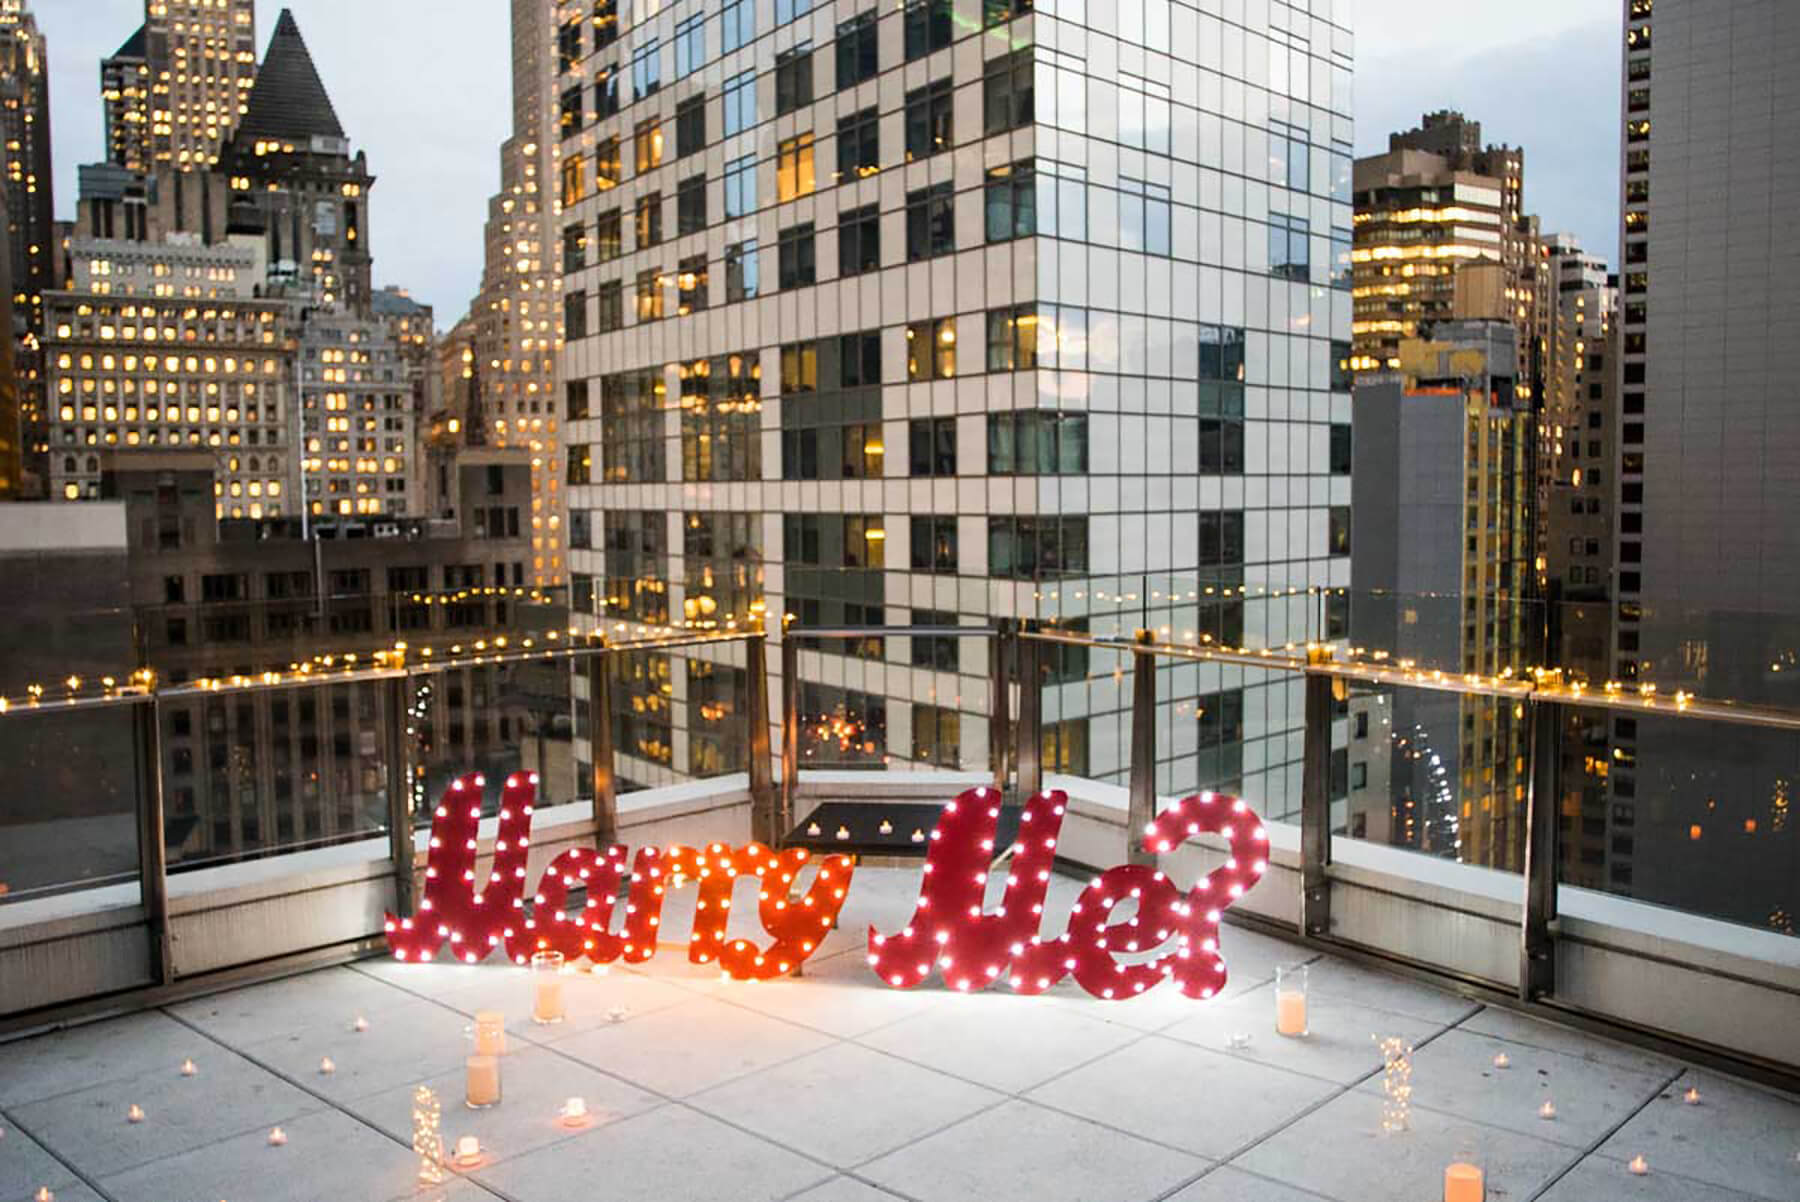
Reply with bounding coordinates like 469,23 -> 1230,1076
558,0 -> 1353,807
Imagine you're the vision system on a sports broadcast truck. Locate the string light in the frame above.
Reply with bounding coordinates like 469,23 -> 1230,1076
412,1086 -> 446,1185
1375,1036 -> 1413,1133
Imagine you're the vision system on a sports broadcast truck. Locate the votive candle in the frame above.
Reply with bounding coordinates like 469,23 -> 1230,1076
473,1010 -> 507,1056
531,952 -> 566,1025
465,1054 -> 501,1108
1274,964 -> 1309,1037
455,1135 -> 481,1166
1444,1161 -> 1484,1202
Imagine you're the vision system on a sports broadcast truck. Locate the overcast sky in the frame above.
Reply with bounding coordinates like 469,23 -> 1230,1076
38,0 -> 1619,330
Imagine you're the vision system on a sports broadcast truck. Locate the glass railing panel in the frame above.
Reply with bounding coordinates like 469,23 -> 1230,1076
408,656 -> 577,818
0,703 -> 145,904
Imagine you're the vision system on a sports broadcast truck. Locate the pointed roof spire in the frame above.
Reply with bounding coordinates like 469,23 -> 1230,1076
233,8 -> 345,145
110,23 -> 147,61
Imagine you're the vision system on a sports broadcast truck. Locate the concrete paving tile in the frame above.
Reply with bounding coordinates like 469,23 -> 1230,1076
98,1107 -> 417,1202
859,1098 -> 1207,1202
1027,1035 -> 1340,1159
783,1176 -> 912,1202
342,1043 -> 661,1165
1165,1165 -> 1340,1202
1595,1070 -> 1800,1201
422,961 -> 696,1040
470,1103 -> 830,1202
1298,960 -> 1480,1025
1537,1159 -> 1786,1202
546,993 -> 834,1098
1370,1027 -> 1671,1150
236,994 -> 474,1104
382,1179 -> 508,1202
1456,1006 -> 1683,1077
0,1123 -> 80,1199
858,989 -> 1143,1093
707,966 -> 939,1040
1161,981 -> 1445,1085
1,1181 -> 104,1202
11,1047 -> 327,1179
1234,1090 -> 1580,1202
690,1042 -> 1002,1168
0,1013 -> 217,1108
166,966 -> 420,1045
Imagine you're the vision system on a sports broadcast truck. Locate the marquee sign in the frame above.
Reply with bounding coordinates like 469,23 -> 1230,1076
386,773 -> 1267,1001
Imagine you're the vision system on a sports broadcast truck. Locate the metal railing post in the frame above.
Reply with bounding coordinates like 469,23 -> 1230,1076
586,639 -> 617,847
1520,696 -> 1562,1000
1128,629 -> 1157,867
989,619 -> 1014,792
135,694 -> 174,985
1016,625 -> 1043,798
745,631 -> 777,844
385,671 -> 414,919
779,633 -> 800,843
1300,650 -> 1335,939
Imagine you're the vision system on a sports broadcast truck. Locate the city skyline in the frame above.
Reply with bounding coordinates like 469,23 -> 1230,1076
36,0 -> 1619,326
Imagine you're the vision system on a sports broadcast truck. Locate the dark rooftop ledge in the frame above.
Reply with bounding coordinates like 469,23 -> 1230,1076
3,772 -> 1797,1082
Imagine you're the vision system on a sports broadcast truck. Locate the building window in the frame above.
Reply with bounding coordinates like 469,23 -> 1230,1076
905,183 -> 955,261
568,444 -> 593,485
909,416 -> 956,477
680,352 -> 761,481
564,289 -> 589,340
723,153 -> 756,218
836,107 -> 879,179
597,280 -> 624,332
983,160 -> 1036,242
1199,511 -> 1244,567
562,223 -> 587,273
684,513 -> 763,629
1328,505 -> 1351,556
560,85 -> 584,134
634,191 -> 663,247
904,0 -> 953,59
634,119 -> 664,174
912,704 -> 961,768
566,379 -> 591,420
600,369 -> 665,482
836,10 -> 878,87
676,253 -> 709,314
778,222 -> 816,289
984,0 -> 1032,25
674,13 -> 706,77
781,341 -> 818,394
726,239 -> 759,300
561,154 -> 589,205
838,203 -> 880,276
838,329 -> 883,388
988,517 -> 1088,578
595,136 -> 621,189
1119,176 -> 1171,255
635,268 -> 664,322
721,0 -> 754,53
987,410 -> 1086,475
910,516 -> 958,574
1269,120 -> 1310,190
1116,71 -> 1172,154
674,95 -> 707,158
604,511 -> 669,623
1329,423 -> 1352,474
775,43 -> 813,114
596,208 -> 623,260
676,174 -> 708,235
1199,414 -> 1244,474
1269,211 -> 1310,281
906,317 -> 957,380
630,37 -> 661,100
594,62 -> 620,120
723,69 -> 757,136
905,79 -> 954,161
777,132 -> 816,201
911,609 -> 960,670
983,49 -> 1034,135
985,305 -> 1038,372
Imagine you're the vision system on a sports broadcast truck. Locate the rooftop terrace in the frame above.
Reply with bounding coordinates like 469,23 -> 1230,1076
5,866 -> 1797,1202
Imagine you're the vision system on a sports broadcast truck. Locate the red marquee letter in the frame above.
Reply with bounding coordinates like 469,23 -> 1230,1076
385,772 -> 536,963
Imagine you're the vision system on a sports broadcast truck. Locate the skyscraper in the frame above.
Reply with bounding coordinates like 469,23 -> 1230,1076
556,0 -> 1355,805
143,0 -> 258,171
461,0 -> 563,588
101,24 -> 151,172
0,0 -> 53,497
1607,0 -> 1800,926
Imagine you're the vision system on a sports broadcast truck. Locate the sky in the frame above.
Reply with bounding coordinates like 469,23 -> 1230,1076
37,0 -> 1620,330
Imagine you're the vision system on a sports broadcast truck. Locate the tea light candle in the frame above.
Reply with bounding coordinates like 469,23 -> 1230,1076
473,1010 -> 507,1056
1227,1032 -> 1253,1050
319,1057 -> 336,1075
911,828 -> 925,842
126,1104 -> 146,1124
1444,1161 -> 1484,1202
1538,1100 -> 1557,1120
1628,1155 -> 1649,1176
352,1016 -> 369,1033
878,819 -> 893,835
34,1189 -> 52,1202
835,825 -> 851,840
465,1055 -> 500,1108
1683,1086 -> 1701,1105
1275,988 -> 1308,1037
806,821 -> 822,836
180,1059 -> 198,1077
560,1096 -> 589,1127
607,1006 -> 629,1024
533,974 -> 565,1025
267,1127 -> 287,1146
454,1136 -> 481,1166
1492,1052 -> 1510,1069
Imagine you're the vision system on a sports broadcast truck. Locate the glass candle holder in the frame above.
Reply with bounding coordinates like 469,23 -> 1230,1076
469,1010 -> 506,1057
1275,963 -> 1309,1037
465,1054 -> 501,1109
1446,1134 -> 1486,1202
531,951 -> 567,1025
